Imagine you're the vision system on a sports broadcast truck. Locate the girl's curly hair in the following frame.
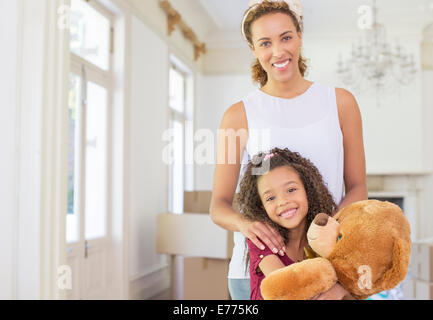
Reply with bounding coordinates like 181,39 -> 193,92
242,1 -> 309,87
235,147 -> 338,246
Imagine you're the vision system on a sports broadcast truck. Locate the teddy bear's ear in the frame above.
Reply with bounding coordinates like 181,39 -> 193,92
333,200 -> 373,223
375,238 -> 411,291
332,205 -> 352,223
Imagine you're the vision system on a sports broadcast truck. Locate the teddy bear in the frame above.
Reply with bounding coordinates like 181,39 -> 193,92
260,199 -> 411,300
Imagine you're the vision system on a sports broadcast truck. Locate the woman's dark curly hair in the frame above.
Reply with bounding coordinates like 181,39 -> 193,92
235,147 -> 338,246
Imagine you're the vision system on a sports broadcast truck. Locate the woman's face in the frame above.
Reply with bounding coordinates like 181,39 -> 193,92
250,12 -> 303,83
257,165 -> 309,230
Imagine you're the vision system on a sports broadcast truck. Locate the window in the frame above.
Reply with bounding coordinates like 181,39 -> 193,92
67,0 -> 112,243
67,73 -> 81,242
168,55 -> 194,214
70,0 -> 111,70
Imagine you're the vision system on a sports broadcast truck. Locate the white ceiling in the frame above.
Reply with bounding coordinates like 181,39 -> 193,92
196,0 -> 433,48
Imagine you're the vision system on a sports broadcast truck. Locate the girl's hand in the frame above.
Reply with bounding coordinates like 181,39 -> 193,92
310,283 -> 350,300
238,218 -> 285,256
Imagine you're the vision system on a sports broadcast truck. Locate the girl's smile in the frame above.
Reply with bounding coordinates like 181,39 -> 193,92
278,207 -> 297,219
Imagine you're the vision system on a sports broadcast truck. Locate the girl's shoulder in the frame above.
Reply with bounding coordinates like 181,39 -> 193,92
246,239 -> 274,258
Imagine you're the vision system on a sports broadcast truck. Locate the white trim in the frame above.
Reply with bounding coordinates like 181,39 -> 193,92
87,0 -> 114,20
129,264 -> 171,300
13,0 -> 24,300
14,0 -> 61,299
129,262 -> 170,282
13,0 -> 70,299
39,0 -> 70,299
70,53 -> 111,82
122,7 -> 132,301
107,0 -> 132,299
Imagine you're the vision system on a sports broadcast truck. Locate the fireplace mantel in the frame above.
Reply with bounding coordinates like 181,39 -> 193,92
365,175 -> 427,242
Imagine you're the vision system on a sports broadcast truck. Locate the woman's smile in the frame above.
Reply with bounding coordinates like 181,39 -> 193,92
272,59 -> 291,71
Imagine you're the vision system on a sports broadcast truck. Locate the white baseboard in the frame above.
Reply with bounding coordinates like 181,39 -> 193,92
129,264 -> 171,300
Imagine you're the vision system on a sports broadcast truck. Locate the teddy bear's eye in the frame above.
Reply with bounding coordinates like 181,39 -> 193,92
337,234 -> 343,241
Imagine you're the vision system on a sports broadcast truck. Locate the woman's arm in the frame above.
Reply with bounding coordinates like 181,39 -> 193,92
336,88 -> 368,211
209,101 -> 249,231
209,102 -> 285,254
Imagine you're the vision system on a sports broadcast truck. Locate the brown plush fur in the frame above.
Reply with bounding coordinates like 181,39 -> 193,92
261,258 -> 337,300
260,200 -> 411,300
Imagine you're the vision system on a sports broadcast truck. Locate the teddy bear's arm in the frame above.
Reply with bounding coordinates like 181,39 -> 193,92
260,258 -> 338,300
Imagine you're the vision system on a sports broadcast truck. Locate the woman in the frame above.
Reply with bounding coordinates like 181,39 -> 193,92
209,0 -> 367,300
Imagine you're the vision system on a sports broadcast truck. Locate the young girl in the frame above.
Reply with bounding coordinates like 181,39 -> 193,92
235,147 -> 352,300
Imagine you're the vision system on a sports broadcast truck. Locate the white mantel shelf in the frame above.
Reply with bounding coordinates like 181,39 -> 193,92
367,171 -> 433,176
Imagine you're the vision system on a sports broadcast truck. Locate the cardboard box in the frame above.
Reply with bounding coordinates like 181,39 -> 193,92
415,279 -> 433,300
183,257 -> 231,300
184,191 -> 213,213
411,238 -> 433,282
157,213 -> 234,259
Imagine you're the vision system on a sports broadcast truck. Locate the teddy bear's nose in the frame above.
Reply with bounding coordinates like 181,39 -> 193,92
313,213 -> 329,226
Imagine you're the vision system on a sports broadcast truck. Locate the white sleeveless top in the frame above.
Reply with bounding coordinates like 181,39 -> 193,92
228,82 -> 344,279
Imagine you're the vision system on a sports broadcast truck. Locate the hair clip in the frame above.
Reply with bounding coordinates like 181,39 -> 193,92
264,152 -> 276,161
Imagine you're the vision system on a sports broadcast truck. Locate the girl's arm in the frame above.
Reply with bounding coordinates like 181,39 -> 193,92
336,88 -> 368,211
258,255 -> 286,276
210,102 -> 285,254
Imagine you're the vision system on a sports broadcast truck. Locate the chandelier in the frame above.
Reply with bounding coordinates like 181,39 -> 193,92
337,0 -> 417,95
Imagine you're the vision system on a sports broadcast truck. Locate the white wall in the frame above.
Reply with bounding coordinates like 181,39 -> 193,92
128,15 -> 170,297
125,0 -> 214,73
422,71 -> 433,172
194,74 -> 257,190
0,0 -> 46,299
303,33 -> 425,174
419,66 -> 433,239
0,0 -> 69,299
0,0 -> 19,300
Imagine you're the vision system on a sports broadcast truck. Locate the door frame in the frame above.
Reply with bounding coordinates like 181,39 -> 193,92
63,0 -> 131,300
67,53 -> 112,299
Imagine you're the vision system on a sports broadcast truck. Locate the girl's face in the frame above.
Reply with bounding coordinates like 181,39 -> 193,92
257,166 -> 308,230
250,12 -> 302,83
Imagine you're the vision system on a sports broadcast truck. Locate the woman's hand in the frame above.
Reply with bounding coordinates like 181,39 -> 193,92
238,217 -> 285,256
310,283 -> 351,300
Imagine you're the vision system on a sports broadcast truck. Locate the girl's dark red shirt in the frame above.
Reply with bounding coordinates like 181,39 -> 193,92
246,239 -> 294,300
